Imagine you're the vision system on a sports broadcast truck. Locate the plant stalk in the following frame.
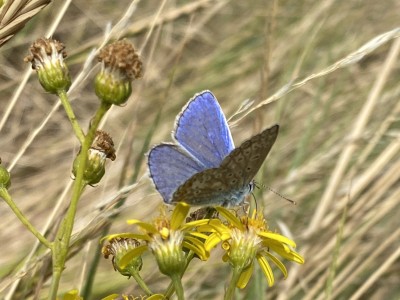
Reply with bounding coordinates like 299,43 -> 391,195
48,102 -> 111,299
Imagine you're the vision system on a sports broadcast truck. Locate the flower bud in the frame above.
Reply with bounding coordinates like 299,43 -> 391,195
95,39 -> 143,105
72,131 -> 115,185
0,159 -> 11,189
24,38 -> 71,94
103,237 -> 143,278
73,149 -> 106,185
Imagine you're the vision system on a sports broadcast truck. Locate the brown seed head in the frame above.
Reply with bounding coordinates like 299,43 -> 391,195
24,38 -> 67,70
92,130 -> 116,161
98,39 -> 143,80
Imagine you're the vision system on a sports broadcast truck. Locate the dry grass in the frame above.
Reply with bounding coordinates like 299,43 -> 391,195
0,0 -> 51,47
0,0 -> 399,299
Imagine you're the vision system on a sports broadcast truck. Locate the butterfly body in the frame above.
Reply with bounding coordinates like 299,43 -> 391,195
171,165 -> 255,207
148,91 -> 279,207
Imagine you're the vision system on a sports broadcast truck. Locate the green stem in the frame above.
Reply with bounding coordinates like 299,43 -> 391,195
225,267 -> 242,300
82,107 -> 159,299
48,268 -> 62,300
170,273 -> 184,300
165,251 -> 194,298
164,209 -> 216,298
49,102 -> 111,299
0,187 -> 51,249
49,181 -> 85,300
58,90 -> 85,144
131,271 -> 153,296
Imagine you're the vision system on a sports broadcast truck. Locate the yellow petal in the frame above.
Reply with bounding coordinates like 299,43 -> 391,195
171,202 -> 190,230
215,207 -> 244,230
237,262 -> 254,289
184,235 -> 206,248
120,245 -> 148,268
280,250 -> 304,264
196,224 -> 217,233
258,231 -> 296,248
182,240 -> 208,261
187,231 -> 210,240
256,255 -> 274,287
181,219 -> 210,230
126,219 -> 158,234
267,241 -> 305,264
197,219 -> 230,235
209,219 -> 231,234
262,251 -> 288,278
204,232 -> 231,251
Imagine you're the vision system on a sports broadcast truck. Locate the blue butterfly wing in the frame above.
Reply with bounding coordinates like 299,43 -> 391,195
174,90 -> 235,169
148,143 -> 205,203
171,125 -> 280,207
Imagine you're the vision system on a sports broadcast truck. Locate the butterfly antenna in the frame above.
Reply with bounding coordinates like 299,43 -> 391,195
259,183 -> 296,205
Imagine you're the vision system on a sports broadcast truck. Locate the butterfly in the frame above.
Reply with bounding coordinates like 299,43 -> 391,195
148,90 -> 279,207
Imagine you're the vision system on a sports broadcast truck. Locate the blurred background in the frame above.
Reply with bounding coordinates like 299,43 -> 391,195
0,0 -> 399,299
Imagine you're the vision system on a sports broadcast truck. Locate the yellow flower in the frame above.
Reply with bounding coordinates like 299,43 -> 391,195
201,207 -> 304,288
104,202 -> 209,278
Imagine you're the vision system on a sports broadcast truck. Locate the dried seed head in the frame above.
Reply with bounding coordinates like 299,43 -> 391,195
24,38 -> 71,94
92,130 -> 116,161
72,131 -> 116,185
72,149 -> 106,186
95,39 -> 143,105
97,39 -> 143,80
